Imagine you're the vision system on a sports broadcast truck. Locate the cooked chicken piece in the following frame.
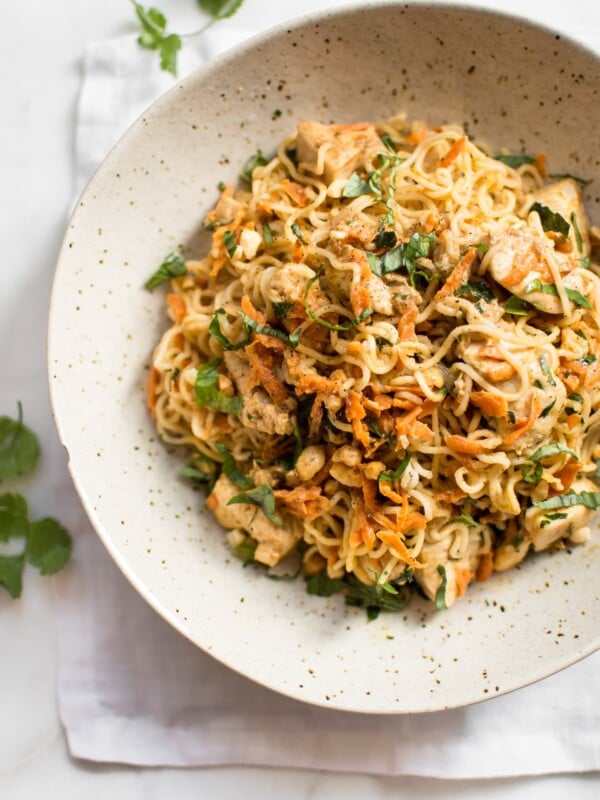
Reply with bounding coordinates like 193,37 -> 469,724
223,352 -> 295,436
493,534 -> 531,571
210,185 -> 246,224
208,475 -> 300,566
524,477 -> 597,552
487,226 -> 587,314
532,178 -> 591,257
242,389 -> 296,436
296,120 -> 383,183
415,534 -> 481,607
268,262 -> 327,307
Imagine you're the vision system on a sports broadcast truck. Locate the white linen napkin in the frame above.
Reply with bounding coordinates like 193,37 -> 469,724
54,27 -> 600,777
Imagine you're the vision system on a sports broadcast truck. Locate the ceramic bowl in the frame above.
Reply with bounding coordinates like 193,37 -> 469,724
49,2 -> 600,712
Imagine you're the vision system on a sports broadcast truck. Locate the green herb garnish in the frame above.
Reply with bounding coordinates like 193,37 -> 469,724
304,270 -> 373,332
540,399 -> 557,419
533,491 -> 600,511
209,308 -> 250,350
530,443 -> 579,462
0,403 -> 40,482
240,150 -> 268,184
290,223 -> 307,244
453,512 -> 478,527
231,536 -> 258,564
435,565 -> 447,611
240,312 -> 301,348
144,252 -> 186,291
215,443 -> 253,490
538,355 -> 556,386
132,2 -> 182,76
455,281 -> 494,303
521,462 -> 543,484
530,202 -> 570,238
549,172 -> 592,186
227,484 -> 282,525
194,359 -> 243,414
223,230 -> 237,258
272,301 -> 294,320
525,279 -> 591,310
495,154 -> 534,168
571,212 -> 584,253
504,296 -> 530,315
262,220 -> 273,245
379,452 -> 410,482
342,173 -> 374,198
366,231 -> 436,283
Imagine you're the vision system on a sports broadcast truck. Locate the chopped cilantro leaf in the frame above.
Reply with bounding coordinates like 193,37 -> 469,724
227,484 -> 282,525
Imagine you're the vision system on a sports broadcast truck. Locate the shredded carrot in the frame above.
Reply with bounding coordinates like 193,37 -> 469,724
240,294 -> 266,325
485,361 -> 517,382
534,152 -> 548,179
398,303 -> 418,341
374,510 -> 427,534
555,460 -> 579,492
327,549 -> 338,570
567,413 -> 581,430
500,244 -> 549,288
444,434 -> 484,455
454,567 -> 473,598
246,342 -> 288,404
281,178 -> 309,207
362,478 -> 379,514
476,552 -> 494,583
434,248 -> 477,301
378,481 -> 405,504
470,390 -> 508,418
438,136 -> 467,169
407,126 -> 429,145
502,394 -> 543,446
147,367 -> 160,418
377,530 -> 422,569
436,487 -> 467,504
166,293 -> 186,321
346,391 -> 370,447
274,485 -> 330,520
292,237 -> 304,263
350,494 -> 376,549
350,259 -> 372,316
296,373 -> 339,396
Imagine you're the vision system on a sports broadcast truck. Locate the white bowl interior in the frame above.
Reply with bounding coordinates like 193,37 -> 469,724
49,2 -> 600,712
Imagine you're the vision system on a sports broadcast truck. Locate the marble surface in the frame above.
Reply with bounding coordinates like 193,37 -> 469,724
1,0 -> 598,796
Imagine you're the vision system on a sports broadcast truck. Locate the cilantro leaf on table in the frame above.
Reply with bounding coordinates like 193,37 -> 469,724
197,0 -> 244,19
27,518 -> 72,576
0,402 -> 40,482
0,493 -> 30,541
0,555 -> 26,599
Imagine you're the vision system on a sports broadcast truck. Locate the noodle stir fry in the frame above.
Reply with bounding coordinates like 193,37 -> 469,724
147,116 -> 600,611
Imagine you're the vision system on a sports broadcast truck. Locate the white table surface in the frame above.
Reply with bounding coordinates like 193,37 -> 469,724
1,0 -> 599,796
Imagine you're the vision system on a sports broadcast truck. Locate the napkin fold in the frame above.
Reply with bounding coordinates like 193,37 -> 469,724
54,27 -> 600,776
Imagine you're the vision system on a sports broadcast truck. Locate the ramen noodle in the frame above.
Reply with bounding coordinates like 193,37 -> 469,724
147,116 -> 600,612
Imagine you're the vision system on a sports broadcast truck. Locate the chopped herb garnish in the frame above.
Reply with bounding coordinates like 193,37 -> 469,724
533,491 -> 600,511
525,279 -> 591,310
540,399 -> 556,419
571,212 -> 583,253
272,300 -> 294,320
209,308 -> 251,350
495,154 -> 534,168
521,462 -> 543,484
507,410 -> 516,424
569,392 -> 584,404
342,172 -> 374,198
194,359 -> 243,414
305,572 -> 407,618
549,172 -> 592,186
435,565 -> 447,611
579,354 -> 597,365
215,443 -> 253,490
180,461 -> 218,491
223,230 -> 237,258
227,484 -> 282,525
240,150 -> 268,184
453,511 -> 478,527
217,180 -> 226,192
290,223 -> 307,244
538,355 -> 556,386
271,108 -> 282,120
304,270 -> 373,332
504,296 -> 530,315
262,220 -> 273,245
379,452 -> 410,482
474,243 -> 489,255
579,256 -> 591,269
144,252 -> 186,291
512,535 -> 524,550
380,133 -> 396,153
231,536 -> 258,564
530,443 -> 579,462
530,202 -> 570,239
455,281 -> 494,303
241,311 -> 301,348
374,227 -> 398,250
366,232 -> 436,282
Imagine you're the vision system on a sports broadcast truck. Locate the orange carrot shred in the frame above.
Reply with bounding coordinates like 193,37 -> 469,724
502,394 -> 543,446
147,367 -> 160,418
470,390 -> 508,418
445,434 -> 484,455
166,293 -> 186,321
434,248 -> 477,301
438,136 -> 467,168
476,552 -> 494,583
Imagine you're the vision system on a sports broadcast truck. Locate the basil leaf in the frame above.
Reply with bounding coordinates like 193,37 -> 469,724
538,355 -> 556,386
530,443 -> 579,462
0,493 -> 29,541
290,223 -> 307,244
504,296 -> 530,315
144,252 -> 187,290
549,172 -> 592,186
569,392 -> 584,404
231,536 -> 258,564
272,301 -> 294,320
453,512 -> 478,527
367,232 -> 436,279
534,491 -> 600,510
455,281 -> 494,303
474,243 -> 489,254
571,212 -> 583,253
580,354 -> 597,365
530,202 -> 570,238
380,133 -> 396,153
521,462 -> 543,484
194,359 -> 243,414
227,484 -> 282,525
209,309 -> 250,350
223,230 -> 237,258
262,220 -> 273,245
526,280 -> 591,310
0,403 -> 40,482
495,154 -> 534,168
435,565 -> 447,611
180,453 -> 218,491
344,575 -> 406,614
540,399 -> 557,418
342,172 -> 374,198
0,554 -> 25,598
197,0 -> 245,20
240,312 -> 301,348
240,150 -> 268,184
215,443 -> 253,490
26,517 -> 72,576
379,452 -> 410,482
579,257 -> 591,269
374,227 -> 397,249
306,572 -> 346,597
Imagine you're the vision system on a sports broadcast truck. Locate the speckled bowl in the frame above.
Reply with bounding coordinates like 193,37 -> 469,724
49,3 -> 600,712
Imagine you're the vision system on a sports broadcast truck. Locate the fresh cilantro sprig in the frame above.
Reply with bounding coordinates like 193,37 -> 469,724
132,0 -> 245,76
0,405 -> 72,598
306,572 -> 408,620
